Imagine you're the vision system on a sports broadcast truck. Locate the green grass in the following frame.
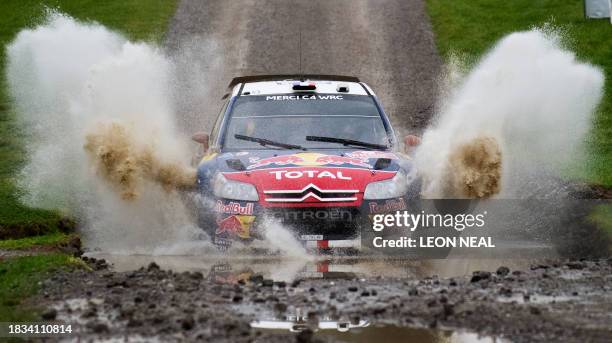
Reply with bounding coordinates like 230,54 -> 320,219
0,254 -> 84,321
0,0 -> 178,230
0,0 -> 177,325
426,0 -> 612,186
0,232 -> 74,250
590,204 -> 612,244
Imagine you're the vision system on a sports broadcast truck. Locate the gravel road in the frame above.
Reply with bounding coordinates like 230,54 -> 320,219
166,0 -> 441,134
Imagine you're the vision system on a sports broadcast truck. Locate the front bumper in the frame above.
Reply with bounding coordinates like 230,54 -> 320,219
198,196 -> 409,249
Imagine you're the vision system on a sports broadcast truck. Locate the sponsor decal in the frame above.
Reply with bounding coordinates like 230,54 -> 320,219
215,200 -> 254,215
270,170 -> 351,180
369,198 -> 407,214
265,95 -> 343,101
274,209 -> 353,221
215,215 -> 255,239
248,152 -> 372,170
248,154 -> 305,169
314,154 -> 371,168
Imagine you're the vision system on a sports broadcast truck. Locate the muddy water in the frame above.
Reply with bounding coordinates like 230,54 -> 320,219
84,122 -> 196,201
256,323 -> 508,342
45,253 -> 611,342
88,253 -> 549,281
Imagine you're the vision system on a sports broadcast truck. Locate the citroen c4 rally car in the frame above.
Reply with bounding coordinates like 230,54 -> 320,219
192,75 -> 420,250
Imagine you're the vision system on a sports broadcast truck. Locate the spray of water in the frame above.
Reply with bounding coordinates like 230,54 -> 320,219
256,218 -> 313,259
416,28 -> 604,198
6,12 -> 202,253
7,12 -> 313,258
83,122 -> 196,200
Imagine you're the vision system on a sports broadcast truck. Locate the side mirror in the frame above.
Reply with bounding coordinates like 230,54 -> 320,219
192,132 -> 209,152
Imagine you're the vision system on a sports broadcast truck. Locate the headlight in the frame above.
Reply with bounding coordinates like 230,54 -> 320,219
212,173 -> 259,201
364,169 -> 415,200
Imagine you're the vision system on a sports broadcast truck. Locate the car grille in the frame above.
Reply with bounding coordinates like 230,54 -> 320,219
263,183 -> 358,203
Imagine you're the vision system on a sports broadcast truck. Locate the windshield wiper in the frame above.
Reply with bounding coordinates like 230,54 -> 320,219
234,134 -> 306,150
306,136 -> 388,150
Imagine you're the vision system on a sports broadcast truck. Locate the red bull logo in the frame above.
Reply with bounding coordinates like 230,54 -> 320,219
215,215 -> 254,238
247,152 -> 372,170
314,154 -> 371,168
247,154 -> 305,169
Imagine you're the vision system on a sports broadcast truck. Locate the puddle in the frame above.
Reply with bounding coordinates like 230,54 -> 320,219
251,320 -> 509,343
88,253 -> 547,282
244,306 -> 508,342
497,293 -> 579,304
53,298 -> 115,326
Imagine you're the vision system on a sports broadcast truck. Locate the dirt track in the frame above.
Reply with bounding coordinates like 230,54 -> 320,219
37,257 -> 612,342
166,0 -> 441,133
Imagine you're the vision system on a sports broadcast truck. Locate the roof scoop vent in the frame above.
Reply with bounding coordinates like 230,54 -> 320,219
336,84 -> 349,93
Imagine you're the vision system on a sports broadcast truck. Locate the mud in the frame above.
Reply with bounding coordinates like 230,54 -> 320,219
576,184 -> 612,199
84,122 -> 196,200
34,256 -> 612,342
444,136 -> 502,198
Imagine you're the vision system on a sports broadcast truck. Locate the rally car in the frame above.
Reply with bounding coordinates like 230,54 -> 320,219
192,75 -> 421,250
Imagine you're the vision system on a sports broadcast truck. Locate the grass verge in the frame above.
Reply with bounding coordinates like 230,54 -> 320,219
425,0 -> 612,186
0,232 -> 76,250
590,204 -> 612,250
0,0 -> 177,323
0,254 -> 85,321
0,0 -> 178,234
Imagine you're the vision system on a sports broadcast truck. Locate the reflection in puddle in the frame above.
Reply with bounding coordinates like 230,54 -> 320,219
316,325 -> 509,343
90,253 -> 545,282
497,293 -> 578,304
251,318 -> 508,343
251,315 -> 369,332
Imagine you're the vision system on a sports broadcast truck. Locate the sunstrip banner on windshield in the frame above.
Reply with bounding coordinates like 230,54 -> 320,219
265,95 -> 344,100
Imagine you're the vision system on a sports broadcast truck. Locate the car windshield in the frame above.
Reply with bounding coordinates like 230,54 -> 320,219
222,94 -> 390,150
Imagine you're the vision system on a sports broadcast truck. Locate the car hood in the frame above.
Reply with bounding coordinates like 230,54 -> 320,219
202,149 -> 413,207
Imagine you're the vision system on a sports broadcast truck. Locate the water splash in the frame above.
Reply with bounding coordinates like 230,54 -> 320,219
84,122 -> 196,200
417,28 -> 604,198
6,12 -> 197,253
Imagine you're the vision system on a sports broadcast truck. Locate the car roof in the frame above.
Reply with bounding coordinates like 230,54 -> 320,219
229,75 -> 373,96
228,74 -> 359,87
